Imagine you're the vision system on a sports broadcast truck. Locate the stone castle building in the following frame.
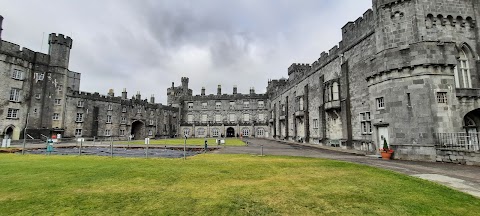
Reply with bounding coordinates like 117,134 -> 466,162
1,0 -> 480,163
0,16 -> 178,141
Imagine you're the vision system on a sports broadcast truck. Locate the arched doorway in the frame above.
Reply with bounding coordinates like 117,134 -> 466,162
463,110 -> 480,151
131,121 -> 145,140
226,127 -> 235,138
4,126 -> 14,139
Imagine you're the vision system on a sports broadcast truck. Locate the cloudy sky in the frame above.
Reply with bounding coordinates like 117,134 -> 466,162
0,0 -> 371,104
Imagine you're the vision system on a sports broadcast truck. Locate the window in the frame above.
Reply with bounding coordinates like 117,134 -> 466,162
215,114 -> 222,123
256,128 -> 265,137
454,48 -> 472,88
313,119 -> 319,129
77,101 -> 84,108
35,94 -> 41,99
54,99 -> 61,105
121,117 -> 127,124
243,113 -> 250,122
120,129 -> 126,136
107,104 -> 113,110
360,112 -> 372,134
148,130 -> 153,136
35,72 -> 45,81
299,97 -> 304,111
188,114 -> 194,123
202,114 -> 208,123
242,128 -> 250,137
212,128 -> 219,137
258,101 -> 265,108
244,101 -> 250,108
76,113 -> 84,122
230,101 -> 235,109
183,128 -> 190,136
7,108 -> 19,119
137,108 -> 142,114
376,97 -> 385,110
75,129 -> 82,137
106,115 -> 112,123
437,92 -> 448,104
202,102 -> 207,109
9,88 -> 20,102
149,119 -> 154,125
33,108 -> 38,114
11,69 -> 23,80
332,82 -> 339,101
122,107 -> 127,113
258,114 -> 265,122
53,113 -> 60,121
188,102 -> 194,109
216,101 -> 222,110
105,129 -> 111,136
197,128 -> 205,136
57,85 -> 63,92
229,113 -> 236,123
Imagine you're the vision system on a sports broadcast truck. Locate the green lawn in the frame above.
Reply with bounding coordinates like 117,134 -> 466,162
116,138 -> 246,146
0,154 -> 479,215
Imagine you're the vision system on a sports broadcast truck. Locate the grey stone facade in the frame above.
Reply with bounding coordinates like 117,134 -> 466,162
266,0 -> 480,162
168,78 -> 270,138
2,0 -> 480,163
0,21 -> 179,141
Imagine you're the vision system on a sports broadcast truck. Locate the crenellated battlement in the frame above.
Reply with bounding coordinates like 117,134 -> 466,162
0,40 -> 50,65
48,33 -> 73,49
288,63 -> 311,75
374,0 -> 412,9
184,93 -> 268,101
341,9 -> 374,48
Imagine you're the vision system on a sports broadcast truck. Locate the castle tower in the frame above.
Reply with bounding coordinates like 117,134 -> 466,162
201,87 -> 206,96
136,91 -> 141,100
41,33 -> 73,132
48,33 -> 73,69
217,85 -> 222,95
122,88 -> 127,100
181,77 -> 189,92
233,85 -> 238,95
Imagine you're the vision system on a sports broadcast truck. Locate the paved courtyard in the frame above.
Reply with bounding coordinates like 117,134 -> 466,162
217,138 -> 480,198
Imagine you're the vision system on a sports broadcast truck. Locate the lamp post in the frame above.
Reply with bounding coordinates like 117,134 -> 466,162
22,113 -> 30,155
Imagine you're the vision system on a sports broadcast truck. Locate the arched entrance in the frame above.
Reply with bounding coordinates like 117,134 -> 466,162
131,121 -> 145,140
4,126 -> 14,139
463,110 -> 480,151
226,127 -> 235,138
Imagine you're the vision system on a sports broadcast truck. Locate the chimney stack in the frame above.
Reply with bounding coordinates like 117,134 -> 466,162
201,87 -> 206,96
250,87 -> 255,95
0,15 -> 3,41
233,85 -> 238,95
150,94 -> 155,103
122,88 -> 127,100
217,85 -> 222,95
136,91 -> 141,100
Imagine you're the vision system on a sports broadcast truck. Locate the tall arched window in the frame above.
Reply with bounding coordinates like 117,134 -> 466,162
455,48 -> 472,88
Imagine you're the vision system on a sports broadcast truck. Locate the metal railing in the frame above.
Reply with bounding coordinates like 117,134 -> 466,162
434,132 -> 480,151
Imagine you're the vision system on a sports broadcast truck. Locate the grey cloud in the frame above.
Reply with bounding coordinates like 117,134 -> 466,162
0,0 -> 372,103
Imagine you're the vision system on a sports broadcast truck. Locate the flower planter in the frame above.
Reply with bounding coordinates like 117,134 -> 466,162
381,151 -> 393,160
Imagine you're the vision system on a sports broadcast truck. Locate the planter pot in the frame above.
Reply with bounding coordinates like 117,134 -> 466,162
381,152 -> 392,160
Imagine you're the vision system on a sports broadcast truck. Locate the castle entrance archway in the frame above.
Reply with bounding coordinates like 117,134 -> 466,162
131,121 -> 145,140
4,126 -> 14,139
462,109 -> 480,151
226,127 -> 235,138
